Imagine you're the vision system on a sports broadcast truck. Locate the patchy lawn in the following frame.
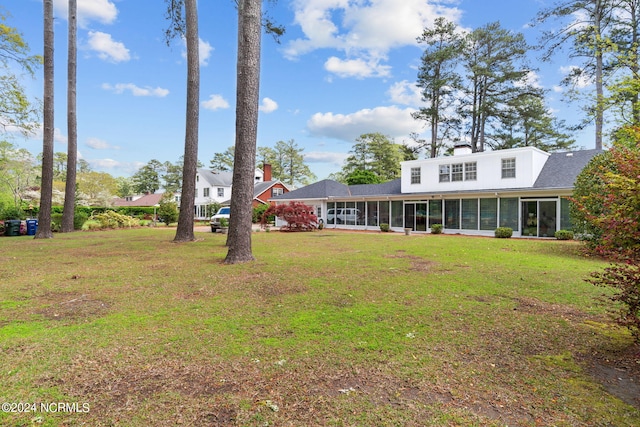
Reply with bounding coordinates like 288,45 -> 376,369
0,228 -> 638,426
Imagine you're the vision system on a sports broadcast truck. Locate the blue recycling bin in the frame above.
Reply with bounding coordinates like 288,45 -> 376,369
26,219 -> 38,235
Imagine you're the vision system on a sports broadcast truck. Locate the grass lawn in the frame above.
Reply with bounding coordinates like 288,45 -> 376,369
0,228 -> 639,426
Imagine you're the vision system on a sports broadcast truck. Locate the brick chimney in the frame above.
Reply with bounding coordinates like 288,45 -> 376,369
264,163 -> 272,181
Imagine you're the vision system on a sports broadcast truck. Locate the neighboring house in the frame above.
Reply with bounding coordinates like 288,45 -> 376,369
194,164 -> 290,219
271,146 -> 603,238
112,192 -> 165,207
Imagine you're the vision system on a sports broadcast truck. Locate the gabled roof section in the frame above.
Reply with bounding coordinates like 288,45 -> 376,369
198,169 -> 234,187
350,179 -> 402,196
271,179 -> 351,200
253,180 -> 290,197
533,149 -> 603,189
271,178 -> 402,200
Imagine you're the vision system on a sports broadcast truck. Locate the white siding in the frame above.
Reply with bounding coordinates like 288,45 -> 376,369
401,147 -> 550,194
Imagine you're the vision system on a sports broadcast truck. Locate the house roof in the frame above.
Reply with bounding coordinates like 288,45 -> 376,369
198,169 -> 234,187
271,149 -> 604,201
271,178 -> 402,200
113,193 -> 163,207
533,149 -> 603,189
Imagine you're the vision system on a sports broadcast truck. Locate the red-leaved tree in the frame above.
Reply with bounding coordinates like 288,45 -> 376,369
261,202 -> 318,232
573,126 -> 640,342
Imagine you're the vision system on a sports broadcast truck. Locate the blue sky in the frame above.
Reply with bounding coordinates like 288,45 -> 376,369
5,0 -> 594,180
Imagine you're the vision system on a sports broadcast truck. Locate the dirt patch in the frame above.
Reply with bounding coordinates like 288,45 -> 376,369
578,342 -> 640,409
385,250 -> 437,273
33,292 -> 110,321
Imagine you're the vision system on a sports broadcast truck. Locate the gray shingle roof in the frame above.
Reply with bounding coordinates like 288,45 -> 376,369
271,178 -> 402,200
271,179 -> 350,200
198,169 -> 234,187
533,149 -> 603,189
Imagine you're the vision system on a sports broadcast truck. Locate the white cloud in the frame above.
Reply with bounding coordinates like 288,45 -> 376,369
307,105 -> 422,142
182,37 -> 214,66
202,94 -> 230,111
87,31 -> 130,62
87,158 -> 144,175
54,0 -> 118,27
259,97 -> 279,113
102,83 -> 169,97
515,70 -> 542,89
324,56 -> 391,78
285,0 -> 462,78
86,137 -> 119,150
388,80 -> 422,106
559,65 -> 592,88
304,151 -> 349,165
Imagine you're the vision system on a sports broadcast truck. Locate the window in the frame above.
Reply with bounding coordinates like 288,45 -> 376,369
203,187 -> 210,198
439,165 -> 450,182
217,187 -> 224,197
272,187 -> 284,197
451,164 -> 463,182
502,158 -> 516,178
465,162 -> 477,181
411,167 -> 421,184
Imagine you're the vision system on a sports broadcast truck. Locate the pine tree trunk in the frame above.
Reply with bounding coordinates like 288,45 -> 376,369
225,0 -> 261,264
36,0 -> 54,239
62,0 -> 77,233
174,0 -> 199,242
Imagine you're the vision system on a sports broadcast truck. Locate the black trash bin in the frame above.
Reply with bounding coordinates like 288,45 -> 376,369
5,220 -> 21,236
26,219 -> 38,235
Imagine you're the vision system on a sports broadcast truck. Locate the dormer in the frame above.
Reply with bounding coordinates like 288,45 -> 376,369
400,146 -> 550,194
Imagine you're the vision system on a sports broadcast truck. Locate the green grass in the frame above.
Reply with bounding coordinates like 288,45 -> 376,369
0,229 -> 638,426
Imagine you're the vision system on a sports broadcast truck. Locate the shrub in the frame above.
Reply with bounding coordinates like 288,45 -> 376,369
262,201 -> 317,232
253,204 -> 270,224
431,224 -> 443,234
1,206 -> 24,220
379,223 -> 390,232
90,211 -> 140,229
589,264 -> 640,343
495,227 -> 513,238
51,213 -> 63,232
555,230 -> 574,240
157,193 -> 179,226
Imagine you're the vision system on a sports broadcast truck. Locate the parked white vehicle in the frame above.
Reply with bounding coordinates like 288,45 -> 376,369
210,207 -> 230,232
326,208 -> 361,224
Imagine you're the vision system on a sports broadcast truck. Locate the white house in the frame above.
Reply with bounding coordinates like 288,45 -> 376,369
270,146 -> 603,238
194,165 -> 289,219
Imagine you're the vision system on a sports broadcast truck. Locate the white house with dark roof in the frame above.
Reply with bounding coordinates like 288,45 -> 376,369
194,164 -> 290,219
270,147 -> 603,237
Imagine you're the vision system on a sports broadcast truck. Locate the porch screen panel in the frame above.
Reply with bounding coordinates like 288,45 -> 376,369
499,197 -> 519,230
429,200 -> 442,226
391,201 -> 404,227
366,201 -> 378,226
327,202 -> 336,224
480,198 -> 497,230
445,199 -> 460,229
560,198 -> 572,230
356,202 -> 366,226
379,201 -> 390,226
344,202 -> 356,225
462,199 -> 478,230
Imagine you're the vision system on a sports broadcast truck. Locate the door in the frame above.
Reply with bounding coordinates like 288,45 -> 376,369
521,200 -> 557,237
404,204 -> 415,230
